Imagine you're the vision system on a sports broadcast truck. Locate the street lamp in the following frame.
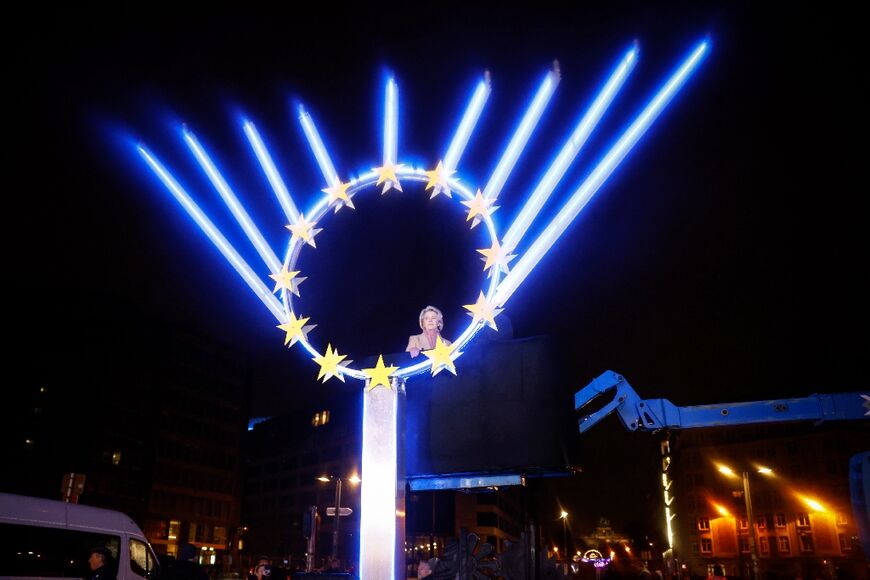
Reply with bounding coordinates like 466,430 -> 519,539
317,474 -> 361,561
716,464 -> 773,580
560,510 -> 569,561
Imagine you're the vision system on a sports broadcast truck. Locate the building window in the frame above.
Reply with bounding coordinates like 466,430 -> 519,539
168,520 -> 180,540
690,542 -> 699,554
759,537 -> 769,553
836,513 -> 848,526
796,513 -> 810,528
777,536 -> 790,554
799,534 -> 814,552
700,538 -> 713,553
698,517 -> 710,531
739,537 -> 750,553
774,513 -> 786,528
311,410 -> 330,427
756,515 -> 767,529
839,534 -> 852,551
214,527 -> 227,544
739,518 -> 749,530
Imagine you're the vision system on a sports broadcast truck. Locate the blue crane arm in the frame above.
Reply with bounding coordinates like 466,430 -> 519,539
575,370 -> 870,434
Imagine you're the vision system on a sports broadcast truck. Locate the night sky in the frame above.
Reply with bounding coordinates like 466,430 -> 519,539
6,1 -> 867,535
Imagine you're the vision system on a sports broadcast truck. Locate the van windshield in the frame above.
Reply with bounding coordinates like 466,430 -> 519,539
0,523 -> 120,577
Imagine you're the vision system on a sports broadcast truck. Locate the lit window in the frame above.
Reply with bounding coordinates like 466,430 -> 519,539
214,526 -> 227,544
698,517 -> 710,531
168,520 -> 180,540
839,534 -> 852,551
739,518 -> 748,529
756,515 -> 767,529
700,538 -> 713,553
774,513 -> 787,528
311,410 -> 330,427
796,513 -> 810,528
836,513 -> 848,526
759,537 -> 769,553
112,451 -> 122,466
777,536 -> 790,554
739,537 -> 749,553
799,534 -> 814,552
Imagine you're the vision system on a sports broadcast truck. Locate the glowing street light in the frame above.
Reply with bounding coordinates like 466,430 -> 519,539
560,510 -> 569,561
715,463 -> 771,580
799,495 -> 827,513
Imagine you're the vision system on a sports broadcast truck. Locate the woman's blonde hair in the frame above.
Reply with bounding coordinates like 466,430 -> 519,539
419,305 -> 444,331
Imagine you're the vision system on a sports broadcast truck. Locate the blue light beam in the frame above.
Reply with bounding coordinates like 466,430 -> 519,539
137,144 -> 287,322
298,106 -> 340,187
183,126 -> 283,275
384,78 -> 398,164
243,120 -> 302,224
495,40 -> 710,307
483,65 -> 560,201
443,75 -> 492,171
501,44 -> 639,251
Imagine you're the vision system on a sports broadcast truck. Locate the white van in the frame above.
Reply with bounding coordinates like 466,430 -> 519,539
0,492 -> 160,580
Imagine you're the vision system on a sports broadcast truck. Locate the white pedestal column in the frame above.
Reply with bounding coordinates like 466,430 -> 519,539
360,377 -> 406,579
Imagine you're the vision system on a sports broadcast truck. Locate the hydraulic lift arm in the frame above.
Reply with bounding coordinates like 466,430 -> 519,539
575,370 -> 869,434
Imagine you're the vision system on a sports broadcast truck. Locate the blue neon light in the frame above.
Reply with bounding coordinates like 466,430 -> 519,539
243,119 -> 301,223
443,77 -> 491,171
483,68 -> 560,201
183,127 -> 282,274
502,45 -> 638,252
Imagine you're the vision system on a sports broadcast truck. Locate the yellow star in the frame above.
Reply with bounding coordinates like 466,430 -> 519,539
286,215 -> 322,248
276,312 -> 316,347
269,265 -> 306,296
312,343 -> 351,383
322,177 -> 355,212
374,161 -> 404,194
461,189 -> 499,229
477,239 -> 516,276
363,354 -> 398,391
422,335 -> 461,376
463,291 -> 504,331
424,161 -> 456,198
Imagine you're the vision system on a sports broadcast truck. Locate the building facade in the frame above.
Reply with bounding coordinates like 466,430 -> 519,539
670,423 -> 869,579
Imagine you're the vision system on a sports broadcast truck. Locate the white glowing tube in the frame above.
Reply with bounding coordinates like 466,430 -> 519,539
183,127 -> 283,275
138,145 -> 286,322
502,45 -> 638,251
384,78 -> 398,164
495,40 -> 709,307
243,120 -> 301,224
443,77 -> 491,171
298,106 -> 339,186
483,67 -> 560,201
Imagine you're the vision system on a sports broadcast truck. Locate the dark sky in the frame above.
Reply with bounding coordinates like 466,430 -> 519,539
7,1 -> 866,420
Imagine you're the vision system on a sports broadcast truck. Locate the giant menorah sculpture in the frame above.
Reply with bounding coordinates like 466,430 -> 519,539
136,38 -> 709,578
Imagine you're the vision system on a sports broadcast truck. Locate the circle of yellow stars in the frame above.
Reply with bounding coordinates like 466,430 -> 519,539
277,160 -> 509,388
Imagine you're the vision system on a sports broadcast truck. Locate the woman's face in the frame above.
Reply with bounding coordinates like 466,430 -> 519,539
422,311 -> 440,332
